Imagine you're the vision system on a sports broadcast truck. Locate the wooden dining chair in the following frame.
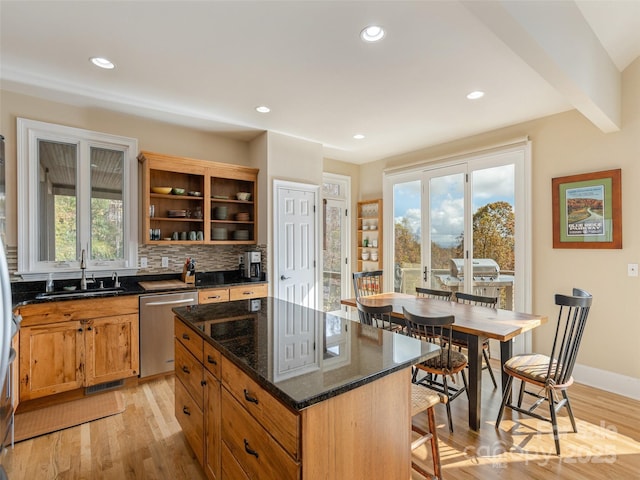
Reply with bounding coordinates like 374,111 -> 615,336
453,291 -> 499,389
356,300 -> 396,331
411,383 -> 444,480
352,270 -> 383,300
416,287 -> 452,301
403,307 -> 467,433
496,288 -> 592,455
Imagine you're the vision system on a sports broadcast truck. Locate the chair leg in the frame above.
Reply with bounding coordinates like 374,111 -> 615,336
562,390 -> 578,433
547,388 -> 561,455
460,369 -> 469,400
427,406 -> 442,480
495,375 -> 514,428
482,348 -> 497,389
442,376 -> 454,433
517,379 -> 526,407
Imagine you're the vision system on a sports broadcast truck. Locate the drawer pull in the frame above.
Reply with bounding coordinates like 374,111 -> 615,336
243,389 -> 259,404
243,291 -> 254,295
244,439 -> 259,459
207,355 -> 218,365
208,295 -> 221,299
181,365 -> 190,374
183,406 -> 190,416
182,333 -> 190,340
201,380 -> 207,386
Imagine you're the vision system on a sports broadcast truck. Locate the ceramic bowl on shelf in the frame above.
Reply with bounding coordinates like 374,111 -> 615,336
371,252 -> 378,261
171,187 -> 186,195
151,186 -> 172,194
361,251 -> 370,261
362,225 -> 369,230
188,191 -> 202,197
236,192 -> 251,201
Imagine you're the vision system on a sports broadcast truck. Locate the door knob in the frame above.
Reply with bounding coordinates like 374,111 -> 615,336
280,275 -> 291,280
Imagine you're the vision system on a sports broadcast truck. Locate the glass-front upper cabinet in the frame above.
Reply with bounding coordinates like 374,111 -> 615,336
18,118 -> 137,278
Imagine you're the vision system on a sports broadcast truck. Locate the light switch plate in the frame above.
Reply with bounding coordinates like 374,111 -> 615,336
162,257 -> 169,268
628,263 -> 638,277
140,257 -> 148,268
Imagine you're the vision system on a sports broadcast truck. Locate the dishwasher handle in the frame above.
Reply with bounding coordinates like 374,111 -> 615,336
143,298 -> 196,307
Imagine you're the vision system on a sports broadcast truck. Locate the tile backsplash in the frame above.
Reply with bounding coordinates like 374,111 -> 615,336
137,243 -> 267,275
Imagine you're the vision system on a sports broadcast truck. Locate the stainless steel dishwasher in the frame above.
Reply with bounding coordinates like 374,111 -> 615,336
139,291 -> 199,378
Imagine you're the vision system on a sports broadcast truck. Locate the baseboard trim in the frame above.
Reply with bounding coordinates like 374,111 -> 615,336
573,363 -> 640,401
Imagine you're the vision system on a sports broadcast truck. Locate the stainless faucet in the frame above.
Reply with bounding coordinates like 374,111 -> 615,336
80,249 -> 87,290
112,271 -> 120,288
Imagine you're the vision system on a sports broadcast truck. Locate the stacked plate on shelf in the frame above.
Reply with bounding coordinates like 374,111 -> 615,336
233,230 -> 249,240
214,206 -> 228,220
212,227 -> 227,240
235,212 -> 250,221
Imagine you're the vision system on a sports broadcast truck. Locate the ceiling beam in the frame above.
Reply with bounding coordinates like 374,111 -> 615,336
463,0 -> 621,132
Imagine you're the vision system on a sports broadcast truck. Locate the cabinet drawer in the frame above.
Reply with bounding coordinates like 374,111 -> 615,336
18,295 -> 139,327
221,389 -> 299,480
175,318 -> 203,362
221,441 -> 249,480
175,340 -> 204,409
203,342 -> 221,379
221,357 -> 299,459
198,288 -> 230,305
229,284 -> 268,301
175,376 -> 204,466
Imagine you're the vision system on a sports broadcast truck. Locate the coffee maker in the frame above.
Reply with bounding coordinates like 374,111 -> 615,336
242,251 -> 261,281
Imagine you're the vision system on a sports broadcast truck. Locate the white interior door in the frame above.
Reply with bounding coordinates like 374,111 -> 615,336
274,180 -> 318,309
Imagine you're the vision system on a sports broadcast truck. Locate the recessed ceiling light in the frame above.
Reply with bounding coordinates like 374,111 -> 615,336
255,106 -> 270,113
90,57 -> 115,69
360,25 -> 385,42
466,90 -> 485,100
353,134 -> 365,140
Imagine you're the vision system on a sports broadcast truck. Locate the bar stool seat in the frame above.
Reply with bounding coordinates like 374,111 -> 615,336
411,384 -> 445,480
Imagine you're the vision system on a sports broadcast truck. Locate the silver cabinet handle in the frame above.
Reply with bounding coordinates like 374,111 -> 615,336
145,298 -> 195,306
280,275 -> 291,280
207,295 -> 221,299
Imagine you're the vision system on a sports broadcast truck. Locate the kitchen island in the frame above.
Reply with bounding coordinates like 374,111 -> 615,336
173,297 -> 440,480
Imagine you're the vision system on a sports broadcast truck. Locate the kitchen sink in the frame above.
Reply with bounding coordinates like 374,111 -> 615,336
35,287 -> 126,300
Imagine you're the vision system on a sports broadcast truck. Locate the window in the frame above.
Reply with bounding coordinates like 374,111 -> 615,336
17,118 -> 138,278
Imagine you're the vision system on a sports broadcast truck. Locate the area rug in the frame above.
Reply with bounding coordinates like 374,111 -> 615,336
14,391 -> 125,442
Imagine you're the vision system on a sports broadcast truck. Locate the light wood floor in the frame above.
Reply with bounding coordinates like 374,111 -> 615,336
2,370 -> 639,480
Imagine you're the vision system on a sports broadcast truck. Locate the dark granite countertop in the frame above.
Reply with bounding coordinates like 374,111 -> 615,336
173,297 -> 440,411
11,270 -> 267,307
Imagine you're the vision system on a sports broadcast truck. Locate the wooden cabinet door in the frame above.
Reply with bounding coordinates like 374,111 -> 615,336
204,370 -> 221,480
85,314 -> 140,386
19,320 -> 84,401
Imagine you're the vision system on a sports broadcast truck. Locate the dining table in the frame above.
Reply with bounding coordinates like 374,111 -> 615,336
341,292 -> 548,431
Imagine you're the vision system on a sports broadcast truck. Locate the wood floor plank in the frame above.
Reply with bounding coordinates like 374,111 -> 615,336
1,371 -> 638,479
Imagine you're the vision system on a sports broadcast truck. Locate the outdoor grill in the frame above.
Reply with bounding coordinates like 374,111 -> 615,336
449,258 -> 500,281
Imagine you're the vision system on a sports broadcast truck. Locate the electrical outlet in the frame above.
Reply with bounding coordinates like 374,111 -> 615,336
140,257 -> 148,268
628,263 -> 638,277
162,257 -> 169,268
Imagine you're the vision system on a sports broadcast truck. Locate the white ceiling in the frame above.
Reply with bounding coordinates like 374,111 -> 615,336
1,1 -> 639,165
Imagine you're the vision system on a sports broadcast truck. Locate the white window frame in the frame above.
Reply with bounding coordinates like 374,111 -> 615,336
17,118 -> 138,280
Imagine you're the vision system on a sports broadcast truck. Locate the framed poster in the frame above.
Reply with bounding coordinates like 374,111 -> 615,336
552,169 -> 621,249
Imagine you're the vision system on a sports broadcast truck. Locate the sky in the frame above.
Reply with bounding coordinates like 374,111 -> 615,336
394,164 -> 515,247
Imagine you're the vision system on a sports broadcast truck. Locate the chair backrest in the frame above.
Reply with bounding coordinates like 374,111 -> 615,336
352,270 -> 383,299
356,301 -> 394,331
416,287 -> 452,301
454,291 -> 498,307
548,288 -> 592,386
403,307 -> 456,367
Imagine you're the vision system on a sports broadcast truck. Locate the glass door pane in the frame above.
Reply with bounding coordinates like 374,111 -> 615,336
425,168 -> 465,292
322,198 -> 345,311
470,164 -> 515,310
392,180 -> 422,293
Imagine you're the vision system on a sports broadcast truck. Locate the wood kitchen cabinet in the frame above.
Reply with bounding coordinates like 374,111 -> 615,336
17,296 -> 139,402
199,284 -> 268,305
139,151 -> 259,245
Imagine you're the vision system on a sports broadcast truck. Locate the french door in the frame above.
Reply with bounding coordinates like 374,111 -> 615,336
385,143 -> 531,318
